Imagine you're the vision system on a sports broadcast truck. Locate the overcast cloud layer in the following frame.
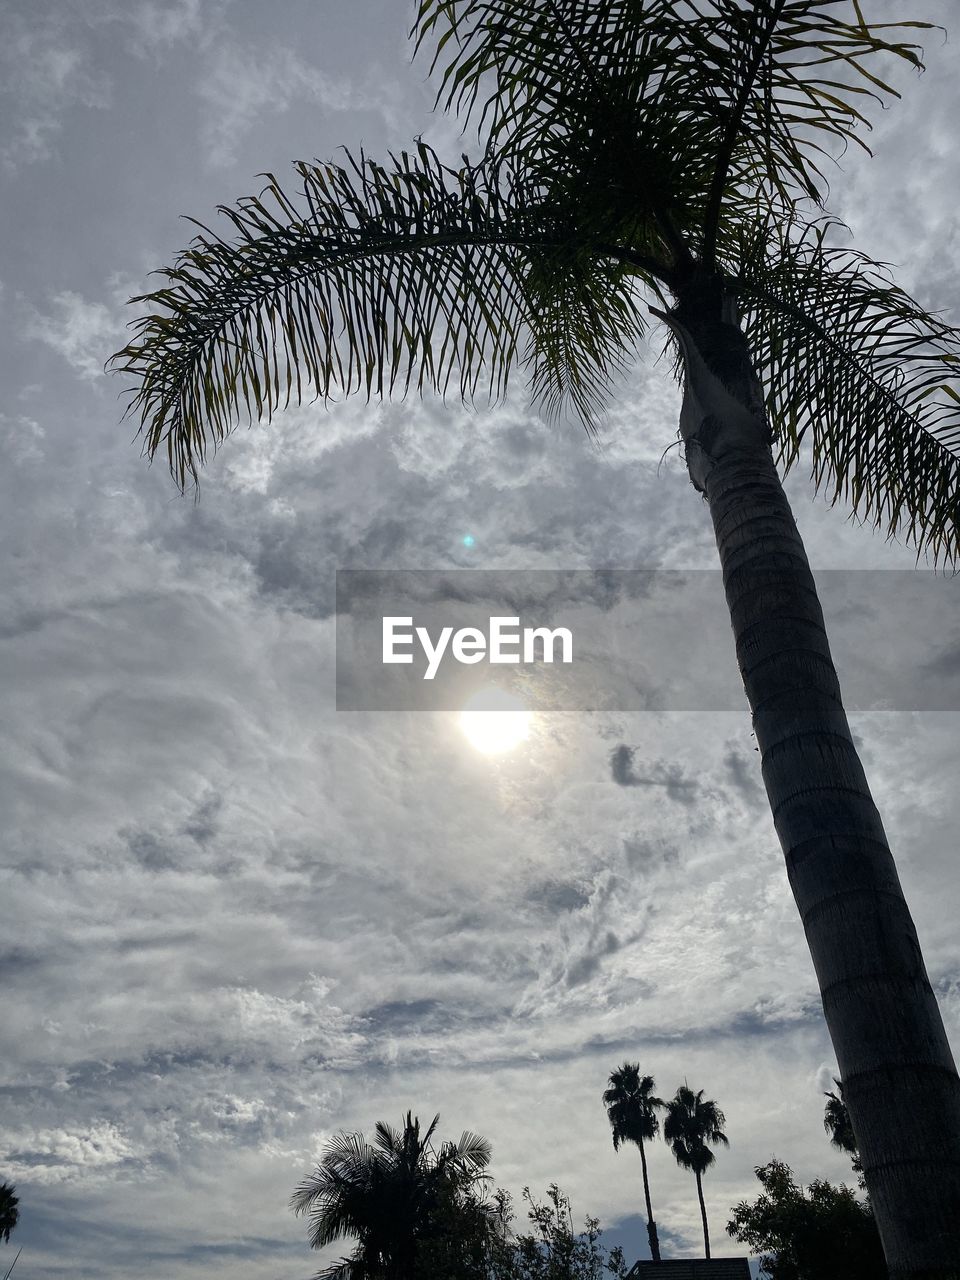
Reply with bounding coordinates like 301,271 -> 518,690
2,2 -> 959,1277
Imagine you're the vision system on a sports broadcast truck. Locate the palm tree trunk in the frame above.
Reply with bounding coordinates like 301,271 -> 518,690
698,431 -> 960,1277
695,1169 -> 710,1260
638,1137 -> 661,1261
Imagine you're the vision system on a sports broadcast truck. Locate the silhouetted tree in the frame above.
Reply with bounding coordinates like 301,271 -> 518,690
290,1111 -> 492,1279
602,1064 -> 663,1260
509,1185 -> 627,1280
417,1182 -> 628,1280
0,1185 -> 17,1246
727,1159 -> 887,1280
112,5 -> 960,1268
664,1085 -> 728,1259
823,1080 -> 863,1186
413,1181 -> 513,1279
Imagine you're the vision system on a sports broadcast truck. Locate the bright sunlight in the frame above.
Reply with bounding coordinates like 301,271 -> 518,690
458,686 -> 531,755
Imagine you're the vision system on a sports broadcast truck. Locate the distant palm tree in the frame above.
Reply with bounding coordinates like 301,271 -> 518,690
602,1063 -> 664,1261
290,1111 -> 492,1279
824,1078 -> 863,1182
0,1184 -> 17,1246
664,1085 -> 729,1260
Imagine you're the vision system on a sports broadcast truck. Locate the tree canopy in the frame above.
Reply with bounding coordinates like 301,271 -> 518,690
109,2 -> 960,562
291,1112 -> 493,1279
664,1085 -> 728,1177
727,1159 -> 887,1280
0,1185 -> 18,1247
603,1064 -> 663,1151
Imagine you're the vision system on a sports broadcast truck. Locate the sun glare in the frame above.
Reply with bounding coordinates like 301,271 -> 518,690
458,687 -> 531,755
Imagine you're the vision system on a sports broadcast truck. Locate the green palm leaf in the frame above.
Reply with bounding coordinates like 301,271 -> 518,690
730,216 -> 960,557
414,1 -> 931,242
110,143 -> 658,488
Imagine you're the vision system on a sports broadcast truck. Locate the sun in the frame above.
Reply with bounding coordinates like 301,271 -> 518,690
458,687 -> 531,755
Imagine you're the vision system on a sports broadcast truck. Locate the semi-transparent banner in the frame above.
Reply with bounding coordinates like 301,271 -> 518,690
335,569 -> 960,711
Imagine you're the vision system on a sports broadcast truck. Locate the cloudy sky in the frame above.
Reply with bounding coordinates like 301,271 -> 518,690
2,1 -> 960,1276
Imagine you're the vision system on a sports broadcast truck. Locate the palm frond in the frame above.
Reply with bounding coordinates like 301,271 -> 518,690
700,0 -> 933,251
440,1130 -> 493,1171
419,1113 -> 441,1152
729,217 -> 960,561
414,0 -> 718,255
664,1086 -> 728,1173
415,1 -> 933,255
111,145 -> 536,487
0,1184 -> 18,1248
373,1119 -> 402,1157
110,142 -> 659,487
315,1257 -> 367,1280
291,1131 -> 376,1250
604,1064 -> 663,1149
524,248 -> 647,427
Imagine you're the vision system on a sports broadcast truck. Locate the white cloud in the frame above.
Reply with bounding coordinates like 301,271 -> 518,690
123,0 -> 229,55
197,42 -> 379,169
0,413 -> 45,465
25,290 -> 124,381
0,23 -> 111,168
2,1122 -> 137,1186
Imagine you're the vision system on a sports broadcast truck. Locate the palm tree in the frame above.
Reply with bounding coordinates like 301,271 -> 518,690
0,1184 -> 17,1245
602,1063 -> 664,1261
664,1084 -> 728,1260
824,1077 -> 863,1183
290,1111 -> 492,1279
109,4 -> 960,1271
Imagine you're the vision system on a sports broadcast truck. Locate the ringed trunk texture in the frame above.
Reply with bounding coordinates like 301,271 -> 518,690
669,290 -> 960,1277
695,1169 -> 710,1260
638,1138 -> 661,1261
